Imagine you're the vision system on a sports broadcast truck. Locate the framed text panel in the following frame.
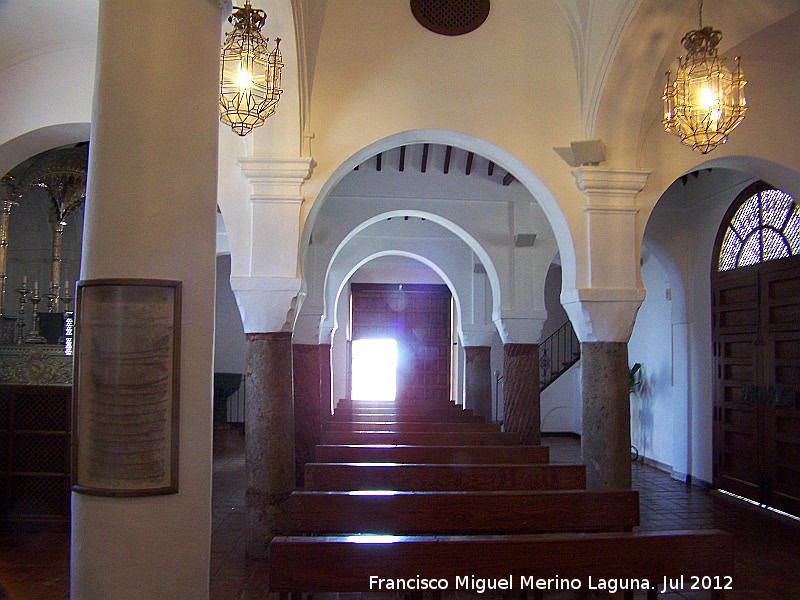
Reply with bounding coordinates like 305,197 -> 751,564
72,279 -> 181,496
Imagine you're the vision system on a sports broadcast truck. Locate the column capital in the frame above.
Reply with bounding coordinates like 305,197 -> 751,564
293,304 -> 324,345
494,311 -> 547,344
230,275 -> 301,333
561,287 -> 646,343
238,156 -> 313,201
458,324 -> 496,347
572,166 -> 650,206
319,319 -> 336,345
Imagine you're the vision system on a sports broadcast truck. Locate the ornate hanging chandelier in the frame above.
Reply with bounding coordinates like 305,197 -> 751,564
219,1 -> 283,136
662,1 -> 746,154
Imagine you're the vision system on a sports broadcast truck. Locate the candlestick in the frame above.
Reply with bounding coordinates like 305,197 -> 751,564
24,287 -> 47,344
15,279 -> 29,344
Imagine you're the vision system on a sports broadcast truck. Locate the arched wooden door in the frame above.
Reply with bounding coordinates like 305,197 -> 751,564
712,182 -> 800,516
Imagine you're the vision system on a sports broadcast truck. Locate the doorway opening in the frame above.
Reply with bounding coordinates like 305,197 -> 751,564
351,338 -> 398,401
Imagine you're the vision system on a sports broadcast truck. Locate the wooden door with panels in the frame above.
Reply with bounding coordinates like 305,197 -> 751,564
350,283 -> 452,405
712,182 -> 800,516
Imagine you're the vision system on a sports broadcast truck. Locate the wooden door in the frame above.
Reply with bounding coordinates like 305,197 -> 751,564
396,286 -> 451,404
713,254 -> 800,515
350,284 -> 451,405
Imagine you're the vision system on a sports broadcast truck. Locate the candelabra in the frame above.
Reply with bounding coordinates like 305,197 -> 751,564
23,286 -> 47,344
15,279 -> 29,344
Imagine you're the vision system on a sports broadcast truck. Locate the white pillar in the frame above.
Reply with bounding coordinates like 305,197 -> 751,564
562,166 -> 650,490
71,1 -> 222,599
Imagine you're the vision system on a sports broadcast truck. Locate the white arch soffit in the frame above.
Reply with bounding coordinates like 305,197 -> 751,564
669,155 -> 800,203
300,128 -> 577,293
0,123 -> 91,179
322,209 -> 499,321
328,249 -> 463,338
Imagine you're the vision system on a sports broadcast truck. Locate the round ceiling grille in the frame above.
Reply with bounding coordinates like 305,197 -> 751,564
410,0 -> 490,36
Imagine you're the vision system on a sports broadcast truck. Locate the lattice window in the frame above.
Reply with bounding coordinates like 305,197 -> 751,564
718,185 -> 800,271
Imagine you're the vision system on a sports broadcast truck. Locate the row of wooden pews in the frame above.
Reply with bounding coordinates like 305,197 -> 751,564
269,399 -> 734,599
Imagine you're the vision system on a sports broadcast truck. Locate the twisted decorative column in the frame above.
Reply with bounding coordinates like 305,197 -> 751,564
0,177 -> 14,315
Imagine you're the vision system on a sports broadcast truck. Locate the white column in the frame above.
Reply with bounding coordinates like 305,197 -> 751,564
562,167 -> 650,343
71,1 -> 222,599
561,166 -> 650,490
231,156 -> 312,332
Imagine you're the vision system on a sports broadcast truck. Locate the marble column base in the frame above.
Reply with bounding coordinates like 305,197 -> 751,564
581,341 -> 631,490
464,346 -> 492,420
293,344 -> 322,487
245,332 -> 294,558
503,343 -> 540,445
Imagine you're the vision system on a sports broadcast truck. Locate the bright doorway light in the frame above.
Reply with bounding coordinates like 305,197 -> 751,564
351,338 -> 397,401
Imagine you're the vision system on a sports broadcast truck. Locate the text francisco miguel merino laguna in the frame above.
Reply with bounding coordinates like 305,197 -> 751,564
369,574 -> 733,594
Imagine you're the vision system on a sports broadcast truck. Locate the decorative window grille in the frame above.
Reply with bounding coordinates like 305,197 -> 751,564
63,311 -> 74,356
718,185 -> 800,271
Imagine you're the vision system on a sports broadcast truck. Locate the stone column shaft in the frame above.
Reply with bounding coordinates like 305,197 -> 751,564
503,343 -> 540,445
319,343 -> 332,422
246,332 -> 294,557
292,343 -> 322,487
464,346 -> 492,420
581,341 -> 631,490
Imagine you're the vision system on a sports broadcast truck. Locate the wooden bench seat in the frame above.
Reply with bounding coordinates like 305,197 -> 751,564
315,444 -> 549,464
303,462 -> 586,491
324,420 -> 501,432
320,430 -> 521,446
334,399 -> 465,410
289,489 -> 639,534
331,410 -> 485,423
269,529 -> 734,599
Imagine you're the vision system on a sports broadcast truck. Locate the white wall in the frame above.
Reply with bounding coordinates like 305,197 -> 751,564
628,248 -> 675,468
214,254 -> 246,374
540,362 -> 582,434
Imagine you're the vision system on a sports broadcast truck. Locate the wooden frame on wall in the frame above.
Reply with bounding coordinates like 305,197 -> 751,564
72,278 -> 181,497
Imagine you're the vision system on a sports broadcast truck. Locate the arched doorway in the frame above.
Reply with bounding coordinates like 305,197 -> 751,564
712,181 -> 800,516
350,282 -> 452,404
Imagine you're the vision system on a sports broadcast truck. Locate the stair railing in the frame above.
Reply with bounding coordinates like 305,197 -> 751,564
539,320 -> 580,391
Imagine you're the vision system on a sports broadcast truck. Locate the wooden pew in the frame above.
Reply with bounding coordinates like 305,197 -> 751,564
303,462 -> 586,492
269,529 -> 734,599
289,489 -> 639,534
323,420 -> 501,432
335,399 -> 463,410
331,410 -> 485,423
315,444 -> 549,464
320,430 -> 521,446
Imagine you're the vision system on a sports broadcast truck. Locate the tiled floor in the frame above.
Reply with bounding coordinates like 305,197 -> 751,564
1,430 -> 799,599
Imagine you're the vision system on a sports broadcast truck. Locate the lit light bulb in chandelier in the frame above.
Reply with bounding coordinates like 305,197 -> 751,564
662,1 -> 746,154
237,65 -> 253,91
219,1 -> 283,136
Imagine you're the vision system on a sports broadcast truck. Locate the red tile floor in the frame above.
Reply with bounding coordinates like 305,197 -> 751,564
1,430 -> 799,599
